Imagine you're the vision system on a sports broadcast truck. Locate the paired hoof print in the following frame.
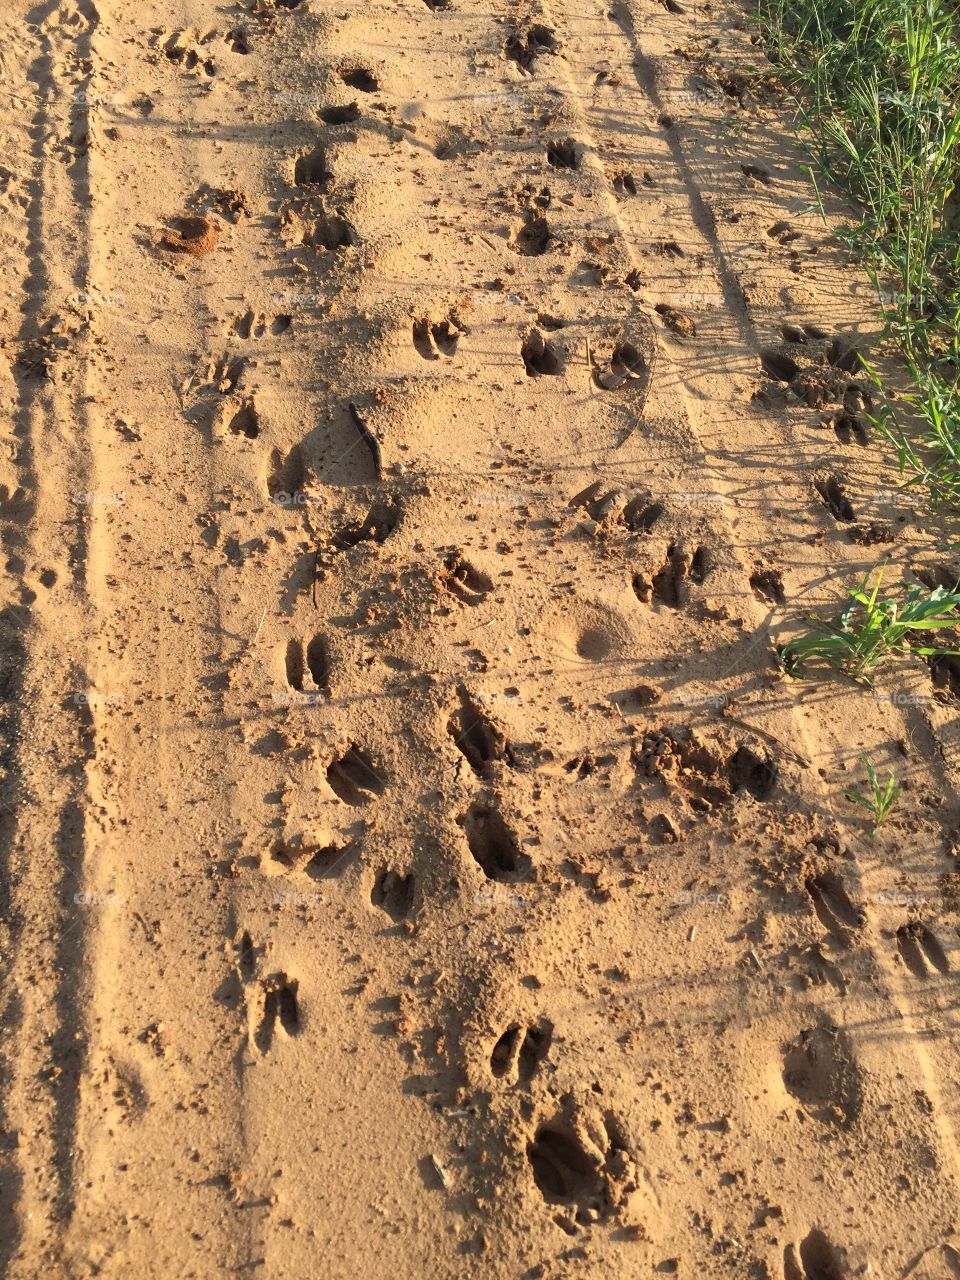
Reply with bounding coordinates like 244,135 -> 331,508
448,687 -> 511,778
283,634 -> 330,696
231,309 -> 291,339
782,1022 -> 862,1127
441,551 -> 492,605
459,801 -> 531,882
521,329 -> 563,376
510,210 -> 553,256
804,869 -> 864,947
783,1228 -> 849,1280
505,23 -> 560,73
267,443 -> 309,503
333,498 -> 402,551
897,920 -> 950,978
528,1104 -> 637,1226
371,868 -> 414,921
236,931 -> 301,1056
256,974 -> 300,1053
814,475 -> 855,523
413,314 -> 463,359
546,138 -> 579,169
633,542 -> 707,609
490,1018 -> 552,1084
267,832 -> 351,880
226,398 -> 259,438
326,745 -> 386,805
294,143 -> 332,188
750,566 -> 785,604
593,341 -> 648,391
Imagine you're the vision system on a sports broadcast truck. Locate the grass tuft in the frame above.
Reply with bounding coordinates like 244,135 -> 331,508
756,0 -> 960,508
844,754 -> 903,835
778,571 -> 960,681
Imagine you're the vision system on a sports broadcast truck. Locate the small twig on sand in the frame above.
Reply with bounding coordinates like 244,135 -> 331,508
252,606 -> 267,646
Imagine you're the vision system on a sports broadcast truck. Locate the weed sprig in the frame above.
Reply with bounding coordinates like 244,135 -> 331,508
779,573 -> 960,680
756,0 -> 960,508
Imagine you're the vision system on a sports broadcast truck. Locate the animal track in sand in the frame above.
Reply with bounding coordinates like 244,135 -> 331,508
236,931 -> 301,1053
231,309 -> 291,338
225,29 -> 250,54
575,629 -> 614,661
928,649 -> 960,702
569,482 -> 622,523
521,329 -> 562,376
319,102 -> 361,125
805,870 -> 864,947
623,499 -> 663,531
761,348 -> 802,382
283,634 -> 330,694
333,499 -> 402,551
339,66 -> 379,93
448,687 -> 511,778
750,566 -> 785,604
767,220 -> 801,245
897,921 -> 950,978
326,745 -> 386,805
741,161 -> 773,185
459,802 -> 531,882
505,23 -> 560,73
209,353 -> 247,393
433,125 -> 474,160
528,1106 -> 637,1224
413,315 -> 462,359
783,1228 -> 848,1280
633,543 -> 707,608
814,475 -> 855,523
162,30 -> 219,76
227,398 -> 259,438
509,210 -> 552,256
782,1022 -> 862,1127
635,730 -> 776,807
655,302 -> 697,338
267,444 -> 307,501
300,209 -> 357,251
552,606 -> 631,670
268,833 -> 350,880
256,974 -> 300,1052
371,869 -> 414,921
569,485 -> 664,532
490,1019 -> 552,1084
237,930 -> 259,983
441,551 -> 492,605
832,409 -> 869,446
294,143 -> 332,188
546,138 -> 579,169
593,340 -> 648,391
759,325 -> 873,422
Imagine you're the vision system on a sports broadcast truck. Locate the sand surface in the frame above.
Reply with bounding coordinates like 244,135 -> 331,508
1,1 -> 960,1277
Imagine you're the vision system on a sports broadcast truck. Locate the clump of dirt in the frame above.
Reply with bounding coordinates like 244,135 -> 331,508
158,214 -> 219,257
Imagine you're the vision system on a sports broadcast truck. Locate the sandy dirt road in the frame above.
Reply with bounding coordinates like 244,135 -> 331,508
1,0 -> 960,1276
